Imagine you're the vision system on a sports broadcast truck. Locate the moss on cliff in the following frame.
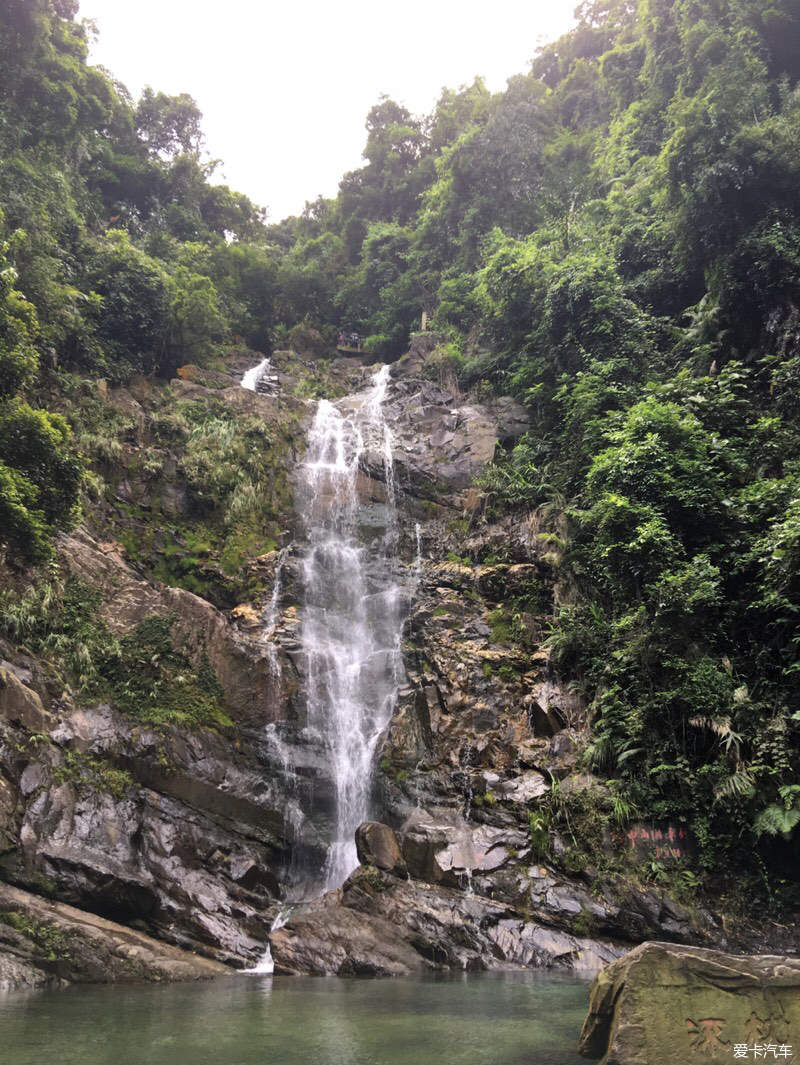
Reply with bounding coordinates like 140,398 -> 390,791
0,576 -> 232,732
57,366 -> 303,607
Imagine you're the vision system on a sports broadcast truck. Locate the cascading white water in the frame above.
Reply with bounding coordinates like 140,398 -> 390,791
241,357 -> 271,391
245,905 -> 291,975
242,362 -> 408,973
300,365 -> 404,890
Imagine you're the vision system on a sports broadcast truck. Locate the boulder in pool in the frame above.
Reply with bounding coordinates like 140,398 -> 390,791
579,940 -> 800,1064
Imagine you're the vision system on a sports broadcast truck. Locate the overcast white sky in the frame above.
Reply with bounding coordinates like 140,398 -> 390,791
80,0 -> 577,222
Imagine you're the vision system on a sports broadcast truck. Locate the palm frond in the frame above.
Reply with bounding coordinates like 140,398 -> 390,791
754,805 -> 800,839
713,765 -> 755,802
689,715 -> 743,756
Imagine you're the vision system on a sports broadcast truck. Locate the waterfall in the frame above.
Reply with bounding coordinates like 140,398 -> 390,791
299,365 -> 405,890
241,357 -> 271,391
244,363 -> 409,977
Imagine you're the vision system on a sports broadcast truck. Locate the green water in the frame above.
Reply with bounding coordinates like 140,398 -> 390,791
0,971 -> 590,1065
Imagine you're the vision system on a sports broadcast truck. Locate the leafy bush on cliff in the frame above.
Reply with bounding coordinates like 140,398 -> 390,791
0,214 -> 82,564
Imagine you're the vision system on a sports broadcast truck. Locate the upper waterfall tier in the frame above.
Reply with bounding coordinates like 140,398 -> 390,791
240,356 -> 280,395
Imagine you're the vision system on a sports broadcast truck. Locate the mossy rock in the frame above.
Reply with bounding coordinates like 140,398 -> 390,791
579,941 -> 800,1064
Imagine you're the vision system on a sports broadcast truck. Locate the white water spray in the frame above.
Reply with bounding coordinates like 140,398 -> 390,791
260,547 -> 288,676
246,906 -> 292,975
241,357 -> 272,391
300,366 -> 405,890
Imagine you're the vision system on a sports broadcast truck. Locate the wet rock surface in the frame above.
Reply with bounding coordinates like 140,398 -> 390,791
269,808 -> 727,978
578,941 -> 800,1064
0,691 -> 289,965
0,882 -> 226,989
271,861 -> 625,977
270,888 -> 429,977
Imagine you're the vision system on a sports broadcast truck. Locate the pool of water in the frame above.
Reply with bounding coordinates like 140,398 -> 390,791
0,970 -> 591,1065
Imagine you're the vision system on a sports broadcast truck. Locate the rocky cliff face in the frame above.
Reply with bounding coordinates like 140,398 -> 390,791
0,341 -> 788,984
0,542 -> 289,965
0,882 -> 226,991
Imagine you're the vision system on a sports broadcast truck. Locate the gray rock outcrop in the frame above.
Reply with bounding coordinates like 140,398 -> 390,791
271,863 -> 624,977
0,882 -> 226,989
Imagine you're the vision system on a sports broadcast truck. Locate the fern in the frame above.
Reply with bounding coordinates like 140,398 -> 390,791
616,745 -> 643,765
528,810 -> 550,859
713,765 -> 755,802
689,715 -> 743,757
584,732 -> 616,771
754,805 -> 800,839
609,791 -> 637,826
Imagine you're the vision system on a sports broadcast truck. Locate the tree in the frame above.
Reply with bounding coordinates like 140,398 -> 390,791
0,459 -> 51,563
85,232 -> 171,381
0,217 -> 39,397
167,265 -> 227,370
0,208 -> 82,564
0,400 -> 81,529
338,97 -> 432,237
135,87 -> 203,158
416,75 -> 551,275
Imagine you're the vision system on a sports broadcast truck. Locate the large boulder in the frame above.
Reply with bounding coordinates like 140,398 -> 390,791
400,810 -> 526,886
377,375 -> 502,496
355,821 -> 406,873
579,941 -> 800,1064
0,667 -> 53,733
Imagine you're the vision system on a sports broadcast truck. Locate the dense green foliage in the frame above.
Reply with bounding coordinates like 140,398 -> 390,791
66,380 -> 299,605
0,0 -> 277,562
0,213 -> 82,562
452,0 -> 799,902
1,0 -> 799,905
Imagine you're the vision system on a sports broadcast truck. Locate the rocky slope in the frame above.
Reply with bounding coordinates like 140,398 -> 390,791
1,339 -> 793,984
